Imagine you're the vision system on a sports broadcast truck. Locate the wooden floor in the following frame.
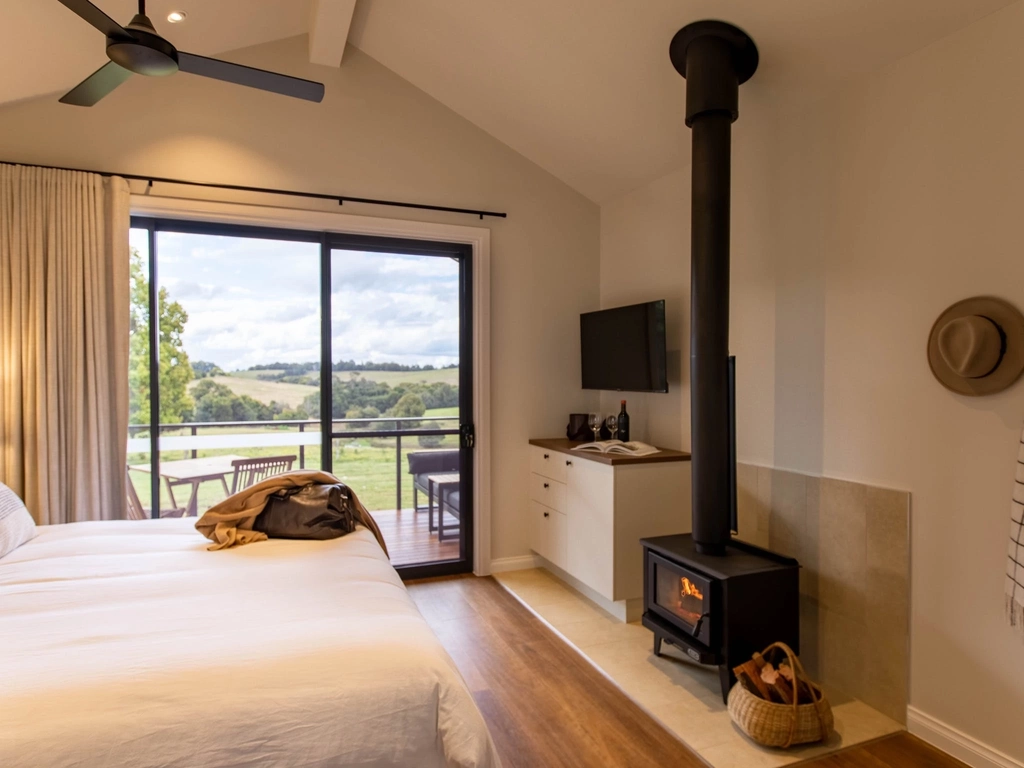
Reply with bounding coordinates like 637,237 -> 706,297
371,507 -> 459,566
406,575 -> 967,768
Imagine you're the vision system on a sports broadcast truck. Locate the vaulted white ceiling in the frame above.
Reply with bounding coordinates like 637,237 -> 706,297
1,0 -> 1018,203
349,0 -> 1018,202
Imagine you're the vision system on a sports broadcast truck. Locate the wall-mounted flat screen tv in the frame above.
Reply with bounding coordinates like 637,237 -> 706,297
581,300 -> 668,392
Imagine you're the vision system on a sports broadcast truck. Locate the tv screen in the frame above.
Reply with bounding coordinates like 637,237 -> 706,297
581,300 -> 668,392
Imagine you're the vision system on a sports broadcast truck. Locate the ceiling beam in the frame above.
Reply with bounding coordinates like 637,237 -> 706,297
309,0 -> 357,67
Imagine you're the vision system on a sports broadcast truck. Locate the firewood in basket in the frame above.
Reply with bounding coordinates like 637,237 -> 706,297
732,659 -> 773,700
778,662 -> 815,703
760,663 -> 794,704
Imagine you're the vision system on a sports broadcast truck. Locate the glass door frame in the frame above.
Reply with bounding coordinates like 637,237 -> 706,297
130,217 -> 475,579
325,233 -> 473,579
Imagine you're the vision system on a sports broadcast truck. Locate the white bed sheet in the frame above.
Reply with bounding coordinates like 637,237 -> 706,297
0,519 -> 500,768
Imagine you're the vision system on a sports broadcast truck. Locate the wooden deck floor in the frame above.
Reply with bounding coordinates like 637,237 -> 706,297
406,575 -> 967,768
370,507 -> 459,566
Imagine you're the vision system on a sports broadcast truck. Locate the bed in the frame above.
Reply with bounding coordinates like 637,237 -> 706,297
0,519 -> 500,768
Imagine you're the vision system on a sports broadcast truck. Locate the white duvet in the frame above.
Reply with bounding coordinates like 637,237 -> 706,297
0,519 -> 500,768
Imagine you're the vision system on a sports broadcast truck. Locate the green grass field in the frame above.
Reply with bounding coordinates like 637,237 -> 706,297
189,375 -> 317,408
425,406 -> 458,417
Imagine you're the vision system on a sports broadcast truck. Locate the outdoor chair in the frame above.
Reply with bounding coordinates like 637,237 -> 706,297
126,469 -> 186,519
230,455 -> 297,494
407,449 -> 460,515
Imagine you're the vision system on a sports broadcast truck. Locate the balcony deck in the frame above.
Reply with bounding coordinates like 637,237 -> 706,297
370,508 -> 460,566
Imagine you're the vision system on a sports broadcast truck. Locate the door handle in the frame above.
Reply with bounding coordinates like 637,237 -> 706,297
543,512 -> 550,518
565,460 -> 573,466
543,453 -> 549,459
543,483 -> 549,488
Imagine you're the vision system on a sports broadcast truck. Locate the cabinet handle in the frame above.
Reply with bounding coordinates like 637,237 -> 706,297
543,512 -> 550,518
565,460 -> 573,466
543,482 -> 549,488
543,453 -> 549,459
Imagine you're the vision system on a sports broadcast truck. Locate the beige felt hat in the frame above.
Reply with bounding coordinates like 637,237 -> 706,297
927,296 -> 1024,396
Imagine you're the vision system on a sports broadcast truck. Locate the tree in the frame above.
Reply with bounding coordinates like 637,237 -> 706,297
390,392 -> 426,419
191,360 -> 225,379
191,378 -> 278,423
128,248 -> 195,425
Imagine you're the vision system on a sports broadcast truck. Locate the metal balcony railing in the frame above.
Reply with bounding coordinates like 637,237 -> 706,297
127,416 -> 459,512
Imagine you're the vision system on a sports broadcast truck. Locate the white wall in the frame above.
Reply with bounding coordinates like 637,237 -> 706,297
599,88 -> 777,466
598,166 -> 689,449
599,0 -> 1024,760
822,2 -> 1024,757
0,35 -> 600,562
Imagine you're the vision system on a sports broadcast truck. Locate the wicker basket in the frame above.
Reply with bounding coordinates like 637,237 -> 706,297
727,642 -> 834,748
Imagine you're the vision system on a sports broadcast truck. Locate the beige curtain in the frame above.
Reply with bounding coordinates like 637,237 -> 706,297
0,164 -> 130,524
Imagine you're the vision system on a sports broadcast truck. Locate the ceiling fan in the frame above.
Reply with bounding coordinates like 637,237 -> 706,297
56,0 -> 325,106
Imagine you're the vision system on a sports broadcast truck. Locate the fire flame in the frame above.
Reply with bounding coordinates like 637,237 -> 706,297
680,577 -> 703,601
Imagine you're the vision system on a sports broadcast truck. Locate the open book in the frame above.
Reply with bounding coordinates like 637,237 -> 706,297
572,440 -> 660,457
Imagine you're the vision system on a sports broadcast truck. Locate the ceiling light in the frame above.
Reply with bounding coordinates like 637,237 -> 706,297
167,11 -> 187,23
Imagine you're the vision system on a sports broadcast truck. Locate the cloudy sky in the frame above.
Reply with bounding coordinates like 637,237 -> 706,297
129,228 -> 460,371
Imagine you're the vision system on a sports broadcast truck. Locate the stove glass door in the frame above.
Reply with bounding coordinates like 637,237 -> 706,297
654,562 -> 708,631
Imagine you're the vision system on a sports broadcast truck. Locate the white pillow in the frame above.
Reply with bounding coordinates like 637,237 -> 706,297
0,481 -> 36,559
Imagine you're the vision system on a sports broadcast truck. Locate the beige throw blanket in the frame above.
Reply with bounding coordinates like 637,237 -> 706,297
195,471 -> 388,556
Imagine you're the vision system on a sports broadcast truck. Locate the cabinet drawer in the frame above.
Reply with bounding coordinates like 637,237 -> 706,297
529,472 -> 566,512
530,445 -> 567,483
529,501 -> 567,568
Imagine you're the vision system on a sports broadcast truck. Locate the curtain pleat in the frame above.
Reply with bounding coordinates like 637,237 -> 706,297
0,163 -> 130,524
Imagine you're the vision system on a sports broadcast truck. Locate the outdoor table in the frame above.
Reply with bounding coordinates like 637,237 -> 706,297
130,454 -> 246,517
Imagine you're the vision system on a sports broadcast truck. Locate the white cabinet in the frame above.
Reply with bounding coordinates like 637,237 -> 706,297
565,455 -> 614,600
529,500 -> 566,566
528,441 -> 691,606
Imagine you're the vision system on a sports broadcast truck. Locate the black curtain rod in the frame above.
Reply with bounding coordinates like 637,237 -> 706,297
0,160 -> 507,220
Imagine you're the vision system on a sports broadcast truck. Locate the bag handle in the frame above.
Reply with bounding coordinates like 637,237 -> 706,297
757,641 -> 828,748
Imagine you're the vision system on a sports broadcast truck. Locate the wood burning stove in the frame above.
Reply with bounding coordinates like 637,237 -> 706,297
642,534 -> 800,703
641,20 -> 803,704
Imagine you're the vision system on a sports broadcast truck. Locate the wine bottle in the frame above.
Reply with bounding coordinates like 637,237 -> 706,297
618,400 -> 630,442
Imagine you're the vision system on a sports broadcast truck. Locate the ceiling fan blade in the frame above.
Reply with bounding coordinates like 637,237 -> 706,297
59,61 -> 133,106
56,0 -> 134,40
177,52 -> 325,103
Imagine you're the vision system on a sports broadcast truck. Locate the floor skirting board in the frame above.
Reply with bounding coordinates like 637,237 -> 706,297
908,706 -> 1023,768
487,554 -> 540,573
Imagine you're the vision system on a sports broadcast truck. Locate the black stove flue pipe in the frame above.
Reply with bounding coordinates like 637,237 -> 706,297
670,21 -> 758,556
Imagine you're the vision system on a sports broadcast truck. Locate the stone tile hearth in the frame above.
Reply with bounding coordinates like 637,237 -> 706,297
495,567 -> 903,768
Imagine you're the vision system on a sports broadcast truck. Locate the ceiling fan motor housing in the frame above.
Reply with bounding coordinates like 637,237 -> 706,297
106,14 -> 178,76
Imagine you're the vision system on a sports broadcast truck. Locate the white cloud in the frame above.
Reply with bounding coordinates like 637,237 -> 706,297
131,229 -> 460,371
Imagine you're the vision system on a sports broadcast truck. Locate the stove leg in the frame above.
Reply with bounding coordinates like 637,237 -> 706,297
653,633 -> 663,656
718,664 -> 732,705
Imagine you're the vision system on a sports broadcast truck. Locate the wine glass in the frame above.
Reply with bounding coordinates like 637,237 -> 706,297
606,414 -> 618,440
588,413 -> 601,442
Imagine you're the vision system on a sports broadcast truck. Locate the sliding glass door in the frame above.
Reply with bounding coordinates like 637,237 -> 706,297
327,235 -> 473,574
127,219 -> 474,576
